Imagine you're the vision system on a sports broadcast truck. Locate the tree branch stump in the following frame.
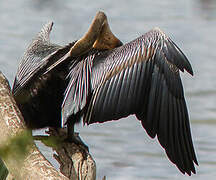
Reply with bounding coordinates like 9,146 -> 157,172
0,71 -> 96,180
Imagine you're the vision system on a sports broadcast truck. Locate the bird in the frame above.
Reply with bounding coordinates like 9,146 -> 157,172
13,11 -> 198,176
12,12 -> 122,129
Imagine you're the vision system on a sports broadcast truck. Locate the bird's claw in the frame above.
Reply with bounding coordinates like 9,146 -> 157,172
65,133 -> 89,152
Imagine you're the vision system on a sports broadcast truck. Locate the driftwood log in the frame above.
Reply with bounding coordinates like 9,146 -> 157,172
0,71 -> 96,180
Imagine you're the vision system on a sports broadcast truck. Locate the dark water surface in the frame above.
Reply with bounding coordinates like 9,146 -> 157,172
1,0 -> 216,179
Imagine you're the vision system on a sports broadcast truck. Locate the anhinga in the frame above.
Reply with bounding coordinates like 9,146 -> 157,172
12,12 -> 198,175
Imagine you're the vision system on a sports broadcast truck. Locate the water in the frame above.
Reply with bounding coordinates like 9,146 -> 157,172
1,0 -> 216,179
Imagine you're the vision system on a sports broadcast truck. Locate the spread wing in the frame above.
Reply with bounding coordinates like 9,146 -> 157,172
85,28 -> 197,175
12,22 -> 76,96
12,22 -> 61,94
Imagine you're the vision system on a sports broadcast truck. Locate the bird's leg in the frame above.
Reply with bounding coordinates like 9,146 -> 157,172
66,119 -> 89,151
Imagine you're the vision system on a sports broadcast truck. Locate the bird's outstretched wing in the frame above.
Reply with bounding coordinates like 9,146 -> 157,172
12,22 -> 74,95
84,28 -> 197,175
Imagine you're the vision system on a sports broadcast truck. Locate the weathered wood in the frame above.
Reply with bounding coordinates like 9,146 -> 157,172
47,128 -> 96,180
0,71 -> 96,180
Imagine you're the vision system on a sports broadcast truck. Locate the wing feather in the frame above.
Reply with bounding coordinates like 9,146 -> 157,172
12,22 -> 77,97
12,22 -> 61,94
181,100 -> 198,165
84,28 -> 197,174
62,52 -> 96,125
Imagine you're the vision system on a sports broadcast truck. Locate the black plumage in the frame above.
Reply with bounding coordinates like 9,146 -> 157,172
12,22 -> 76,128
13,20 -> 197,175
60,27 -> 197,175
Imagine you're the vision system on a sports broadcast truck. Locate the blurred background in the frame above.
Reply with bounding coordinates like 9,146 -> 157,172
1,0 -> 216,179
